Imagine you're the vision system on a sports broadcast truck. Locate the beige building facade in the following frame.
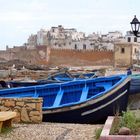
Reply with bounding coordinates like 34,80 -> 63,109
114,42 -> 140,67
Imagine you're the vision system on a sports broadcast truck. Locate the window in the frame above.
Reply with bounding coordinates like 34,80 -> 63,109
128,37 -> 131,42
52,29 -> 54,32
135,48 -> 137,53
121,48 -> 125,53
75,44 -> 77,50
134,37 -> 137,42
90,43 -> 94,46
83,44 -> 86,50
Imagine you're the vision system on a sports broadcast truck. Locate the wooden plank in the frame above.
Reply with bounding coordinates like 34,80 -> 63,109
0,112 -> 17,121
80,87 -> 89,102
0,112 -> 17,133
53,90 -> 64,107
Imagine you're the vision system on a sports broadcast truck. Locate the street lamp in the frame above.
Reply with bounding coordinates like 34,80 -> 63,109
130,15 -> 140,37
130,15 -> 140,66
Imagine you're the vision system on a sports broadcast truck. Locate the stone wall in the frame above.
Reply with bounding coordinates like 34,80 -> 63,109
0,98 -> 43,123
49,48 -> 113,66
0,48 -> 42,64
0,46 -> 114,66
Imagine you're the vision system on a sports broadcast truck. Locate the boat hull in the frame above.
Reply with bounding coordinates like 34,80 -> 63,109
129,78 -> 140,94
43,78 -> 130,123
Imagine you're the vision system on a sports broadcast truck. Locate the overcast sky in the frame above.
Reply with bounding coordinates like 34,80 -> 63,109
0,0 -> 139,49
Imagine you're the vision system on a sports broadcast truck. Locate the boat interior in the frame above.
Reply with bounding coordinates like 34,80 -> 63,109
0,75 -> 126,109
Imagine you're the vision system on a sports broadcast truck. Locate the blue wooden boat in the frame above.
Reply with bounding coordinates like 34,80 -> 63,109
5,71 -> 73,88
7,71 -> 96,88
0,74 -> 130,123
46,70 -> 75,82
46,69 -> 96,81
8,78 -> 62,88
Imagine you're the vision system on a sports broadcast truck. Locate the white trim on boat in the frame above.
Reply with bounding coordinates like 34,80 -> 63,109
81,89 -> 127,116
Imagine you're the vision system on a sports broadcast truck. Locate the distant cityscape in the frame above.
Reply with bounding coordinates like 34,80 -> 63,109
24,25 -> 139,51
3,25 -> 139,53
1,25 -> 140,69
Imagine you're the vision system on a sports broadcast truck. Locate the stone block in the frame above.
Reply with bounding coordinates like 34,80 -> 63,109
30,116 -> 42,123
29,111 -> 40,117
21,107 -> 30,122
16,101 -> 24,107
4,100 -> 15,107
14,106 -> 22,110
26,103 -> 35,109
0,106 -> 10,111
36,103 -> 42,110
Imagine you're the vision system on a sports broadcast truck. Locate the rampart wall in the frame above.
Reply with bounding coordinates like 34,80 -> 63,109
49,48 -> 114,66
0,47 -> 114,66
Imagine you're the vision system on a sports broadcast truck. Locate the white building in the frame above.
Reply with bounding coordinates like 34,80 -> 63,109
125,31 -> 140,43
27,26 -> 124,51
87,32 -> 100,41
37,29 -> 49,45
107,31 -> 123,39
27,34 -> 37,49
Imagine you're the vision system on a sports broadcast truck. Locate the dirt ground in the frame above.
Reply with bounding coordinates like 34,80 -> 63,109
0,123 -> 102,140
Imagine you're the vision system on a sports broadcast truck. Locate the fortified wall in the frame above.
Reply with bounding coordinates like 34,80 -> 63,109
0,47 -> 42,64
49,48 -> 114,66
0,46 -> 114,66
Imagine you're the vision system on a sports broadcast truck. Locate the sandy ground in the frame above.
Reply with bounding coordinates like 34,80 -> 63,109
0,123 -> 102,140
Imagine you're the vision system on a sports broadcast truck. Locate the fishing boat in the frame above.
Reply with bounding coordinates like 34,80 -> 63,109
4,70 -> 74,88
8,78 -> 62,88
7,72 -> 73,88
0,74 -> 130,123
7,71 -> 96,88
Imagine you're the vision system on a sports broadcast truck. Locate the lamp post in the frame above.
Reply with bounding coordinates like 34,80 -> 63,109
130,15 -> 140,66
130,15 -> 140,37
